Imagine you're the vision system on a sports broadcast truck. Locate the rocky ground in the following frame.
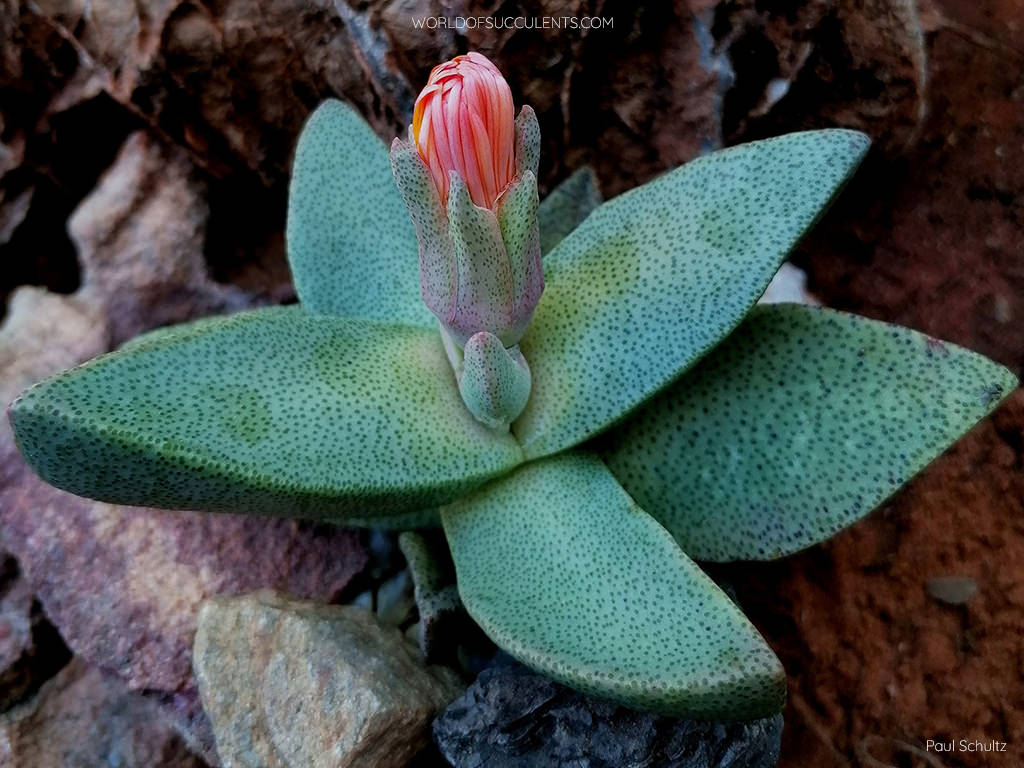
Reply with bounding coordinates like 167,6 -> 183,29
0,0 -> 1021,766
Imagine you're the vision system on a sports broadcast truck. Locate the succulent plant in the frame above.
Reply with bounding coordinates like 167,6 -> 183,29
8,53 -> 1017,722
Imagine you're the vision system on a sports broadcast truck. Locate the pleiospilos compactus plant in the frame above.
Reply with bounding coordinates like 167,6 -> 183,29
9,53 -> 1017,720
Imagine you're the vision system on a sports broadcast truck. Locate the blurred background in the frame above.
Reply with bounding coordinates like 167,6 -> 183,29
0,1 -> 1021,766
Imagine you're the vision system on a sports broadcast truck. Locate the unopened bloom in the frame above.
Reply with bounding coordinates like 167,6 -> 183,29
391,52 -> 543,353
413,52 -> 515,210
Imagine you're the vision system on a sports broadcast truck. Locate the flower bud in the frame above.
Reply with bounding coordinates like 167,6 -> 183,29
413,52 -> 515,210
390,52 -> 543,350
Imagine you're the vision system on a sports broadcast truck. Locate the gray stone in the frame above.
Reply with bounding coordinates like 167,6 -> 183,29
926,576 -> 979,606
194,591 -> 465,768
433,655 -> 782,768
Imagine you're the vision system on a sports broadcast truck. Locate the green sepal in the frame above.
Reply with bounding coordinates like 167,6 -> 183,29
514,106 -> 540,178
496,170 -> 543,325
286,100 -> 433,326
513,130 -> 871,460
442,452 -> 786,720
389,134 -> 456,325
604,304 -> 1019,561
9,307 -> 523,520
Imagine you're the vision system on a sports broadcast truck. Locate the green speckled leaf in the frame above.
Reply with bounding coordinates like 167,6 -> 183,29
514,130 -> 870,460
604,304 -> 1019,562
442,452 -> 786,719
9,307 -> 522,520
538,166 -> 602,256
286,100 -> 434,326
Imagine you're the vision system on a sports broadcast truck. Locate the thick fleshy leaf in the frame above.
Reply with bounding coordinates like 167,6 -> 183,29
513,130 -> 870,460
441,452 -> 786,719
286,100 -> 434,326
538,166 -> 602,256
9,307 -> 522,520
604,304 -> 1019,562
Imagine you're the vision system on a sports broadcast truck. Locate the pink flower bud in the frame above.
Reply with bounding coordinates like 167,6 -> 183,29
412,52 -> 516,210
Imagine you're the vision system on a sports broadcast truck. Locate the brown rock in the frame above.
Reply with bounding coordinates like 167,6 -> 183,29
69,131 -> 251,346
715,0 -> 927,151
193,592 -> 463,768
1,496 -> 370,697
0,553 -> 71,712
793,0 -> 1024,375
0,285 -> 369,761
6,0 -> 727,195
0,658 -> 207,768
0,287 -> 109,413
0,556 -> 35,708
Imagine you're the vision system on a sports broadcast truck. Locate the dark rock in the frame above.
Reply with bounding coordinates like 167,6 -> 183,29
433,655 -> 783,768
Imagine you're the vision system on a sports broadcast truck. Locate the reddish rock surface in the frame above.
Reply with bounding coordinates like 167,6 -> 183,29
70,130 -> 254,346
792,0 -> 1024,377
0,272 -> 369,765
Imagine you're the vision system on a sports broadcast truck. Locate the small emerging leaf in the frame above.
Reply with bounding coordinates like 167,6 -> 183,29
514,130 -> 871,460
286,100 -> 434,326
603,304 -> 1018,561
442,452 -> 786,719
10,307 -> 522,520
